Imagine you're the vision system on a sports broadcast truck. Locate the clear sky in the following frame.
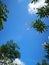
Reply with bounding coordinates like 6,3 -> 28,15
0,0 -> 49,65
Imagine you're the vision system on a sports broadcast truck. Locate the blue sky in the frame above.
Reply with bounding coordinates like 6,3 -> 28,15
0,0 -> 49,65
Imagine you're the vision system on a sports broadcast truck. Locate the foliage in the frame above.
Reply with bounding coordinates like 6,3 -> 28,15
44,42 -> 49,59
31,0 -> 49,33
37,62 -> 41,65
37,59 -> 49,65
31,19 -> 49,33
37,4 -> 49,18
0,40 -> 20,60
45,0 -> 49,3
31,0 -> 49,3
36,42 -> 49,65
31,0 -> 38,3
31,0 -> 49,64
0,1 -> 9,30
0,58 -> 14,65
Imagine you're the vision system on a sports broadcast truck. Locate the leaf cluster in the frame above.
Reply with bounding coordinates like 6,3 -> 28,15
0,40 -> 20,60
31,0 -> 49,33
31,19 -> 49,33
0,1 -> 9,30
44,42 -> 49,59
37,5 -> 49,18
37,60 -> 49,65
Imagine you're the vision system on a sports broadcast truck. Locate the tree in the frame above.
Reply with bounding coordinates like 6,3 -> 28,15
43,42 -> 49,59
0,0 -> 9,30
37,59 -> 49,65
0,40 -> 20,65
31,19 -> 49,33
0,40 -> 20,61
36,41 -> 49,65
0,58 -> 14,65
36,5 -> 49,18
30,0 -> 49,64
31,0 -> 49,33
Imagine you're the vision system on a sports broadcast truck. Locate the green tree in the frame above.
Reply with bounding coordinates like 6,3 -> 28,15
0,0 -> 9,30
44,42 -> 49,59
31,0 -> 49,33
36,42 -> 49,65
0,40 -> 20,60
30,0 -> 49,65
37,4 -> 49,18
31,19 -> 49,33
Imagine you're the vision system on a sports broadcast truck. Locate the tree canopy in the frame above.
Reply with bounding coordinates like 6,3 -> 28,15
0,40 -> 20,60
31,0 -> 49,33
0,1 -> 9,30
37,60 -> 49,65
31,0 -> 49,65
44,42 -> 49,59
31,19 -> 49,33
